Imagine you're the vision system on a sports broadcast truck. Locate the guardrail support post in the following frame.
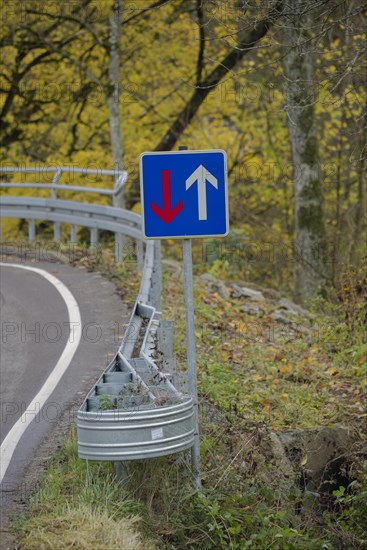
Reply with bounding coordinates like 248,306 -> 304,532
70,225 -> 77,244
54,222 -> 61,242
51,168 -> 62,200
115,461 -> 130,484
28,220 -> 35,242
151,240 -> 162,311
115,233 -> 122,262
136,240 -> 144,272
90,227 -> 98,248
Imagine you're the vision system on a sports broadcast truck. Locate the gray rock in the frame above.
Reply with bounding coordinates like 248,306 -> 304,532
234,280 -> 281,300
162,259 -> 182,275
231,283 -> 265,301
241,304 -> 264,316
216,282 -> 230,299
197,273 -> 217,285
271,310 -> 294,324
278,297 -> 313,319
196,273 -> 229,299
278,425 -> 357,492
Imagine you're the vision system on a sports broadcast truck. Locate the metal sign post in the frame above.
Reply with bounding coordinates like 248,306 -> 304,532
140,145 -> 228,491
179,145 -> 201,489
182,237 -> 201,489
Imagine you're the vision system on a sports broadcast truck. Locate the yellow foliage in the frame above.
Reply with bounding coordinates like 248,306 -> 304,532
1,0 -> 366,278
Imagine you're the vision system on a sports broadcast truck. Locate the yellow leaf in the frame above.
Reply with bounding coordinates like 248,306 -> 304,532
300,453 -> 308,466
280,362 -> 292,374
326,368 -> 338,376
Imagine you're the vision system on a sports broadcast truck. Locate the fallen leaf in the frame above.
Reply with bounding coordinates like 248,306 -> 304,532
326,367 -> 339,376
280,361 -> 292,374
300,453 -> 308,466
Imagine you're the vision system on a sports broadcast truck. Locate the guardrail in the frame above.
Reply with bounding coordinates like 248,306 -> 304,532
77,300 -> 194,462
0,166 -> 128,200
0,196 -> 143,262
0,166 -> 194,465
0,166 -> 131,259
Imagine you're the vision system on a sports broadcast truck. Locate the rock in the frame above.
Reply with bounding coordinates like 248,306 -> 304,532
268,431 -> 296,498
271,310 -> 294,324
277,425 -> 357,492
240,429 -> 296,507
216,284 -> 230,299
241,304 -> 264,316
278,297 -> 313,319
197,273 -> 216,285
230,283 -> 265,301
162,259 -> 182,275
234,280 -> 281,300
196,273 -> 229,299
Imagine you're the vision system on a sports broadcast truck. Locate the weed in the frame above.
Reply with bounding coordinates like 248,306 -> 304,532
99,394 -> 117,410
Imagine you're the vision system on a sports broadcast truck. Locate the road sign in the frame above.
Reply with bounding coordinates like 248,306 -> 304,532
140,150 -> 228,239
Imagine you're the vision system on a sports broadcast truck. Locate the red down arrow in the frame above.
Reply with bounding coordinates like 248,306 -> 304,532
151,170 -> 183,224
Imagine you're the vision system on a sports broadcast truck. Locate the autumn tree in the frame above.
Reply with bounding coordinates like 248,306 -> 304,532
1,0 -> 365,300
0,0 -> 128,205
282,0 -> 329,303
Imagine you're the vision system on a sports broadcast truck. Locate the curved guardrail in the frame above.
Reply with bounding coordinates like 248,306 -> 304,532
0,196 -> 143,261
77,304 -> 194,461
0,166 -> 128,199
0,166 -> 194,463
77,239 -> 194,462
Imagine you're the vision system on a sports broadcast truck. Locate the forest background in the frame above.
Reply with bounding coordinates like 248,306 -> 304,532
1,0 -> 366,304
1,2 -> 367,548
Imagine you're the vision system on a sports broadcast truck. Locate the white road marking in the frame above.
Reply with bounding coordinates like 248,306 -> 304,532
0,263 -> 82,484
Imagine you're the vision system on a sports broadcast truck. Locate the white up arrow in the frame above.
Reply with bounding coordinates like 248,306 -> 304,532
185,165 -> 218,221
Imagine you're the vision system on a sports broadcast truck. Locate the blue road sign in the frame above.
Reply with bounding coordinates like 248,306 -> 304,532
140,150 -> 228,239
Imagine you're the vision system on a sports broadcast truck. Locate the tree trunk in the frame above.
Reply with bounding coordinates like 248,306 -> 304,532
350,124 -> 366,264
283,0 -> 328,304
107,0 -> 125,209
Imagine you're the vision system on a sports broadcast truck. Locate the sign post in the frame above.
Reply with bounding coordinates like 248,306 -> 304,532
182,236 -> 201,488
140,146 -> 228,490
179,144 -> 201,489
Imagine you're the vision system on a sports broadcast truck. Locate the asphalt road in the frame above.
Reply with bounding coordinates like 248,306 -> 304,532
1,266 -> 70,443
0,259 -> 128,525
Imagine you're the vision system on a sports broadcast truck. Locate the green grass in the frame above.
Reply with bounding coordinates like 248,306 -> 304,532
14,248 -> 367,549
16,429 -> 156,550
17,419 -> 367,549
162,268 -> 366,431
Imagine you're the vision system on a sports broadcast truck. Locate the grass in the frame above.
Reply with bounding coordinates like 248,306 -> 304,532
13,246 -> 367,549
16,429 -> 157,550
19,506 -> 151,550
162,263 -> 366,431
17,417 -> 367,548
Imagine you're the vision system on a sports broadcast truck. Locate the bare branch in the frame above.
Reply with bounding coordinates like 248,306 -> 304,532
155,0 -> 283,152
